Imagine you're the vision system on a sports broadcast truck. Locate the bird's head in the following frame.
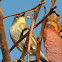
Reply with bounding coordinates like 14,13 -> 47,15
12,13 -> 26,25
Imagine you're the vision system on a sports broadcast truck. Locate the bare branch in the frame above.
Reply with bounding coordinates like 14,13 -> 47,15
33,0 -> 44,21
34,6 -> 57,28
49,0 -> 56,12
0,6 -> 11,62
44,6 -> 47,16
27,14 -> 35,62
36,18 -> 48,62
27,8 -> 37,19
3,1 -> 45,19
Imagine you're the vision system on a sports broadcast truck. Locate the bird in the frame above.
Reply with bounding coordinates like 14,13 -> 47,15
43,21 -> 62,62
10,13 -> 49,62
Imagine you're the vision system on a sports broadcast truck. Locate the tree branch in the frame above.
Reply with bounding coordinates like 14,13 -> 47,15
0,6 -> 11,62
49,0 -> 56,12
3,1 -> 45,19
33,0 -> 44,21
27,15 -> 35,62
34,6 -> 57,28
36,18 -> 48,62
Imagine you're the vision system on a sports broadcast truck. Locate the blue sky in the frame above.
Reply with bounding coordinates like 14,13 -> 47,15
0,0 -> 62,62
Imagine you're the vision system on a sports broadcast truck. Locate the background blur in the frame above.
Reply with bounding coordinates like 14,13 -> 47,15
0,0 -> 62,62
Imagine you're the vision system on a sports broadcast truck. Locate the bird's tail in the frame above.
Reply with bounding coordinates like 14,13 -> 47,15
40,50 -> 49,62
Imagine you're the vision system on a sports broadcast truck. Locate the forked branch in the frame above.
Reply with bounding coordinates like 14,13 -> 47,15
3,1 -> 45,19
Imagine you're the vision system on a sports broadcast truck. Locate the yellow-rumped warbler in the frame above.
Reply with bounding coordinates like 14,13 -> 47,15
10,13 -> 48,62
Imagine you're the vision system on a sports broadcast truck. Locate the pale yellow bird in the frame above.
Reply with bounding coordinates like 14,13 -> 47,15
10,13 -> 49,62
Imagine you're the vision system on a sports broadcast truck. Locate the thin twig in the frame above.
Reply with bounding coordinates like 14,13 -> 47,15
33,0 -> 44,21
34,6 -> 57,28
36,18 -> 48,62
44,6 -> 47,16
0,6 -> 11,62
49,0 -> 56,12
27,8 -> 37,19
27,15 -> 35,62
3,1 -> 45,19
32,0 -> 45,62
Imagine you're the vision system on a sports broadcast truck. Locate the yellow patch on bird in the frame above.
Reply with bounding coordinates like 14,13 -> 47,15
18,17 -> 26,23
46,21 -> 59,32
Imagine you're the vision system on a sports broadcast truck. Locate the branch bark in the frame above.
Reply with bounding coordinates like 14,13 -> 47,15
33,0 -> 44,21
27,15 -> 35,62
36,18 -> 48,62
49,0 -> 56,12
34,6 -> 57,28
0,6 -> 11,62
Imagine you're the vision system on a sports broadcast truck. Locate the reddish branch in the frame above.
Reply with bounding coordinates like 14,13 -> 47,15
0,6 -> 11,62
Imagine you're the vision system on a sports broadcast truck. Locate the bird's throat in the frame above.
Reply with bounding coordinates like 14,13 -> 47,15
18,17 -> 26,23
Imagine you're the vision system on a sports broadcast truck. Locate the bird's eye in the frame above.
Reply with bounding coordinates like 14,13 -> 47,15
15,16 -> 19,19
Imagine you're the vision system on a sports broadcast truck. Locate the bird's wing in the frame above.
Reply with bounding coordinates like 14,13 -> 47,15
10,23 -> 37,52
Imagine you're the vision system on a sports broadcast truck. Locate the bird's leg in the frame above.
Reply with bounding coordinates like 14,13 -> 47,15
20,45 -> 27,60
20,49 -> 26,60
